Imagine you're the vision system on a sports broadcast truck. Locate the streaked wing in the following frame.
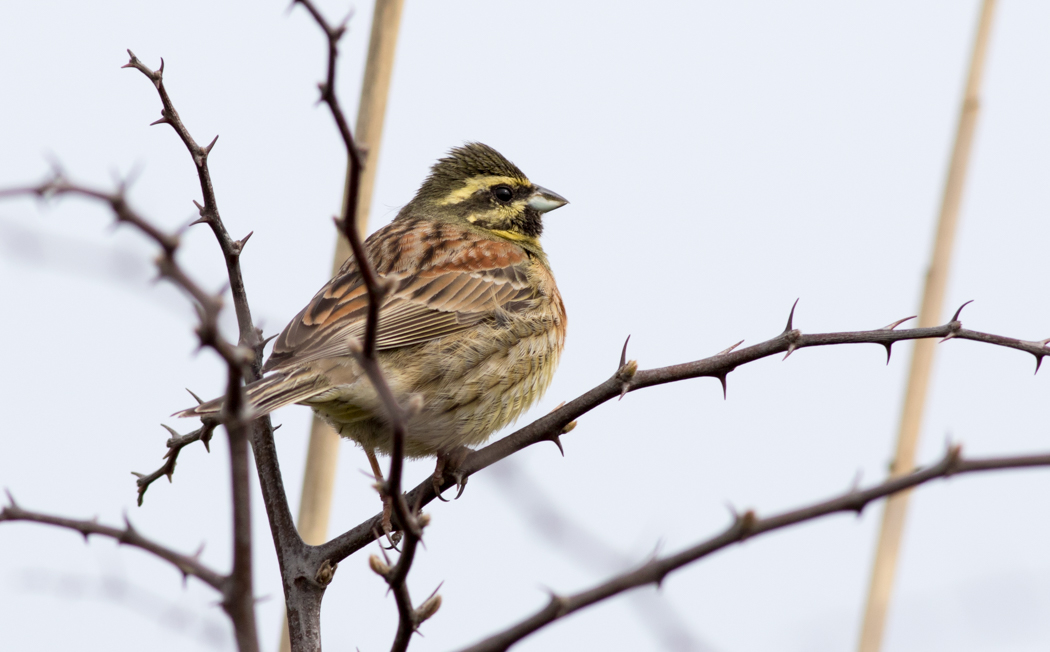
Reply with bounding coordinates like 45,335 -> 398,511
263,220 -> 534,372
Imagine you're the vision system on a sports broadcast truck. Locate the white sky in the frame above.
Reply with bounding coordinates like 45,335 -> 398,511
1,1 -> 1048,651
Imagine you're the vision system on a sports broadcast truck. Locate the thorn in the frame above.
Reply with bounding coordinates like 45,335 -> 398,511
882,343 -> 893,365
649,538 -> 665,561
131,471 -> 145,480
5,488 -> 18,508
717,340 -> 744,356
122,513 -> 137,538
548,434 -> 565,457
334,8 -> 354,38
850,469 -> 863,493
880,316 -> 916,331
783,298 -> 800,334
150,111 -> 170,127
160,423 -> 181,440
424,580 -> 444,602
1035,354 -> 1044,376
186,388 -> 204,405
619,335 -> 631,369
654,571 -> 668,591
377,537 -> 393,566
262,332 -> 279,347
725,502 -> 738,520
203,135 -> 219,155
783,342 -> 798,361
716,373 -> 728,399
950,299 -> 974,324
122,49 -> 137,68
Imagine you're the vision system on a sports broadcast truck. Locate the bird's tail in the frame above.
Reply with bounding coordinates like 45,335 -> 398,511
173,369 -> 331,420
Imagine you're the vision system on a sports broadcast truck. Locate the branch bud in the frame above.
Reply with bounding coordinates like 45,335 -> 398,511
414,593 -> 442,624
368,554 -> 391,578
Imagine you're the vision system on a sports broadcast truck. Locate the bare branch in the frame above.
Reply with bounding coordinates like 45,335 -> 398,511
456,446 -> 1050,652
317,306 -> 1050,566
0,174 -> 260,652
122,50 -> 261,354
0,494 -> 226,591
293,2 -> 436,648
0,179 -> 250,371
118,54 -> 290,652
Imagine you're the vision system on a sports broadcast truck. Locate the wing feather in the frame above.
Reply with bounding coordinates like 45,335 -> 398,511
263,220 -> 534,372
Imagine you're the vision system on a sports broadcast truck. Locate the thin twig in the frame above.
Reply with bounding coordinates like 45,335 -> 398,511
133,420 -> 217,506
0,493 -> 226,591
293,3 -> 433,649
455,445 -> 1050,652
119,52 -> 301,652
316,303 -> 1050,565
122,50 -> 261,354
490,460 -> 707,650
0,179 -> 248,368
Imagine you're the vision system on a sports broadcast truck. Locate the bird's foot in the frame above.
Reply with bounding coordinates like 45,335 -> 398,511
365,447 -> 402,548
432,446 -> 471,501
378,496 -> 404,549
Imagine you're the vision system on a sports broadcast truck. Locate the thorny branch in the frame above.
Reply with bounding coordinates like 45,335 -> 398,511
317,301 -> 1050,565
120,51 -> 295,652
2,10 -> 1046,652
455,445 -> 1050,652
133,419 -> 217,506
294,1 -> 440,648
122,50 -> 260,352
490,461 -> 706,650
0,492 -> 225,591
0,111 -> 262,652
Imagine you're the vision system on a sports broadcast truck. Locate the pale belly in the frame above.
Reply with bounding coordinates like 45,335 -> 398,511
304,315 -> 563,458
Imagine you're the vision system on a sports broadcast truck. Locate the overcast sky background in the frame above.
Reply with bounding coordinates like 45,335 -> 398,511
1,1 -> 1048,651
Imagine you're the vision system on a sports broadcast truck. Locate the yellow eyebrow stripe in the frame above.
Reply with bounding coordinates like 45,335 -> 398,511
437,175 -> 528,205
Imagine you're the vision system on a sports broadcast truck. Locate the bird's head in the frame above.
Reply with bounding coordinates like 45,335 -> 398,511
408,142 -> 568,244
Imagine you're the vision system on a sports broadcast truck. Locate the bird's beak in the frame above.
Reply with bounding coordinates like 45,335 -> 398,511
527,185 -> 569,213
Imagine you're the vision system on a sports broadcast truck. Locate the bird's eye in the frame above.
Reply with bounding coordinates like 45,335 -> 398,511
492,185 -> 513,203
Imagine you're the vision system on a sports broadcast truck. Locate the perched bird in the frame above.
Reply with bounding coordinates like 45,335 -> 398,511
177,142 -> 568,505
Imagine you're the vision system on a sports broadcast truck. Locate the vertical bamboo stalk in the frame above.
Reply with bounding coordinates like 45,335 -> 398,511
279,2 -> 405,650
856,3 -> 997,651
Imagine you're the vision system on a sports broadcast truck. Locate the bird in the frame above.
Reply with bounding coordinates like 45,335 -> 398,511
176,142 -> 568,517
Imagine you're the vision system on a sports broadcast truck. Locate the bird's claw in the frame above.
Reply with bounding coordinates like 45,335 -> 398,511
432,446 -> 471,501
